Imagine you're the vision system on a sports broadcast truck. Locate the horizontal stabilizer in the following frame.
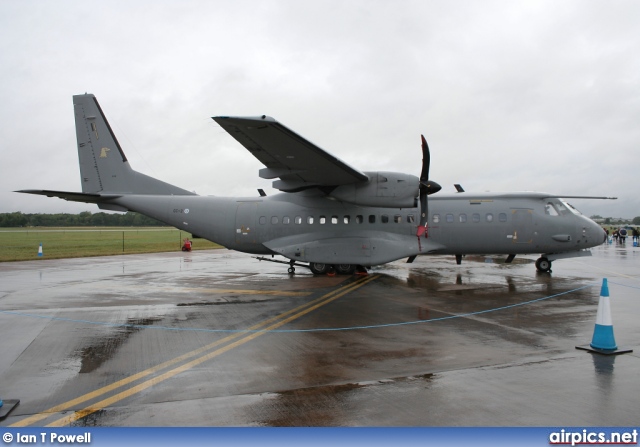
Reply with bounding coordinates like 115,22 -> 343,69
15,189 -> 122,204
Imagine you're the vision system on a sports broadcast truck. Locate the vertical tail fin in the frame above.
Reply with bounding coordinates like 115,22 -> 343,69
73,94 -> 195,196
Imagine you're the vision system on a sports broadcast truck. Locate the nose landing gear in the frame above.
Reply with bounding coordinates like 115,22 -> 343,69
535,256 -> 552,273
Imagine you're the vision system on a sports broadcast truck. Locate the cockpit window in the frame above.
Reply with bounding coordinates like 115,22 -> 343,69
553,200 -> 570,216
545,202 -> 559,216
562,201 -> 583,215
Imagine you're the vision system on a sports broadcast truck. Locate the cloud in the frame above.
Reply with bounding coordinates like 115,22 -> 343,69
1,0 -> 638,219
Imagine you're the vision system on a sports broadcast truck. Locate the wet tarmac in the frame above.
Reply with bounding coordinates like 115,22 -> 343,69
1,242 -> 639,426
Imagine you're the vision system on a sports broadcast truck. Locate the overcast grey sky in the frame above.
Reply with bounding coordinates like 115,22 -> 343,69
1,0 -> 638,218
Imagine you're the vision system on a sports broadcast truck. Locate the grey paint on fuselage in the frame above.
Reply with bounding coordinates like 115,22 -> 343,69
108,189 -> 604,266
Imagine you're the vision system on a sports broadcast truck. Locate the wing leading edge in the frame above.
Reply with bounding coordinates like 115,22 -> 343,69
213,116 -> 368,192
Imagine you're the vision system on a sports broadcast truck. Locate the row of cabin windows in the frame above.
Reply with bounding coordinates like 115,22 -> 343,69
259,214 -> 417,225
433,213 -> 508,224
258,212 -> 509,225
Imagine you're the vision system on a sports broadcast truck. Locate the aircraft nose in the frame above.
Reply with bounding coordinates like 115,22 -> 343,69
583,218 -> 606,247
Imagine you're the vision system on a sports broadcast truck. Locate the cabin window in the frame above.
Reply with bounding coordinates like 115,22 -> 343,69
472,213 -> 480,223
446,214 -> 454,223
432,214 -> 440,223
271,216 -> 278,224
459,214 -> 467,223
307,216 -> 314,224
381,215 -> 389,223
283,216 -> 291,224
486,213 -> 494,222
356,215 -> 363,224
259,216 -> 266,224
369,215 -> 376,223
295,216 -> 302,224
394,215 -> 402,223
343,215 -> 351,224
407,214 -> 415,223
499,213 -> 507,222
331,216 -> 338,224
319,216 -> 326,224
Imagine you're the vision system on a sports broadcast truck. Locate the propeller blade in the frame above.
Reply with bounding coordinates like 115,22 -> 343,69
419,135 -> 430,228
420,135 -> 430,185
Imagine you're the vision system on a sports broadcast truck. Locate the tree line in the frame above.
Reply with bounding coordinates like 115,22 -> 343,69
0,211 -> 164,227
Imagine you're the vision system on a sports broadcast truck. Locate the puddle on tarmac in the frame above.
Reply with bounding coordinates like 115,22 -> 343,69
76,317 -> 163,373
254,374 -> 434,426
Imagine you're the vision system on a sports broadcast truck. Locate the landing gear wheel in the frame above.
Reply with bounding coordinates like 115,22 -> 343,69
335,264 -> 355,275
535,257 -> 552,273
310,262 -> 329,275
287,267 -> 295,274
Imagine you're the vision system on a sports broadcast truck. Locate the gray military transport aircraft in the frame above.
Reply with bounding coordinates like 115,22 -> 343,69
18,94 -> 614,274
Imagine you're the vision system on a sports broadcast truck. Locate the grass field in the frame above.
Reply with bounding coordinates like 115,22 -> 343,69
0,227 -> 223,262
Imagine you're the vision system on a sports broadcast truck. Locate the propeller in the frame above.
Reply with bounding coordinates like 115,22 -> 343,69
417,135 -> 441,238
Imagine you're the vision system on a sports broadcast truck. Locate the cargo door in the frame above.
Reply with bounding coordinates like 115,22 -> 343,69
511,208 -> 534,244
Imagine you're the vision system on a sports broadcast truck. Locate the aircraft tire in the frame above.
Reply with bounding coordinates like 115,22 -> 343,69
535,257 -> 552,273
310,262 -> 329,275
335,264 -> 355,275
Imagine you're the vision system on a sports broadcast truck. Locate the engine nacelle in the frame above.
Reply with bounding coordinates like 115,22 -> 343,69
329,171 -> 419,208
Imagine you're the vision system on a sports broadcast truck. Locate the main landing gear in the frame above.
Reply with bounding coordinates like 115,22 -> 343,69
255,257 -> 367,276
308,263 -> 358,275
535,256 -> 552,273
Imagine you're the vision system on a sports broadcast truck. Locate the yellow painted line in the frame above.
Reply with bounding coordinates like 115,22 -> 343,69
46,274 -> 379,427
10,275 -> 377,427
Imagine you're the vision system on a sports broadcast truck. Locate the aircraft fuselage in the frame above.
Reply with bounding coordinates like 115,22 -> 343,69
110,190 -> 605,266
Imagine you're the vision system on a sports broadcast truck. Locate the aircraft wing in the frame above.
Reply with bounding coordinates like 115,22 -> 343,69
213,116 -> 369,192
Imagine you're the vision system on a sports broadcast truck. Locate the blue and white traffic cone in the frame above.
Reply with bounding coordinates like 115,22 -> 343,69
576,278 -> 632,355
37,243 -> 43,257
590,279 -> 617,351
